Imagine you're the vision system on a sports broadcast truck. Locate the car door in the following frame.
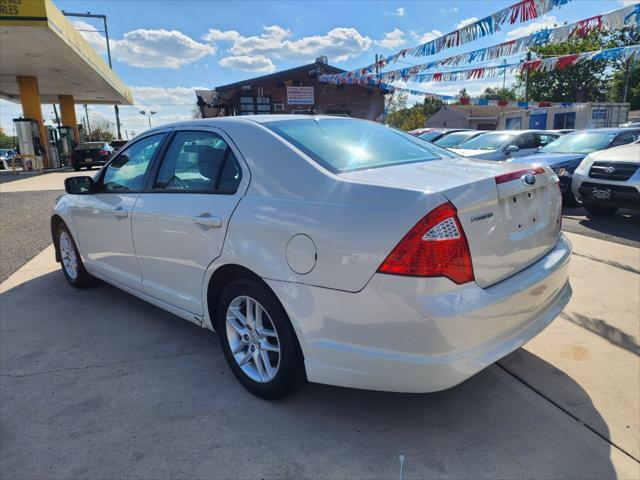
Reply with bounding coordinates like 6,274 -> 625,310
131,128 -> 247,315
506,132 -> 538,158
71,132 -> 166,290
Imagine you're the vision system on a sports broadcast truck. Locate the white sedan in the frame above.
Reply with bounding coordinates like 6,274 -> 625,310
51,116 -> 572,399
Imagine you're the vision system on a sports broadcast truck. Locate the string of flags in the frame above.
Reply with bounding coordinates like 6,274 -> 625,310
322,0 -> 575,82
322,44 -> 640,86
320,4 -> 640,86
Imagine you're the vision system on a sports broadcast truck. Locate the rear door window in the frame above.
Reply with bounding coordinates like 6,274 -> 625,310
153,131 -> 241,193
265,118 -> 456,173
514,133 -> 536,149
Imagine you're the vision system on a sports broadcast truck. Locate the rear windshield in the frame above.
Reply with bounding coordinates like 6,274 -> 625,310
434,131 -> 483,148
458,132 -> 516,150
540,132 -> 615,154
265,118 -> 456,173
76,142 -> 104,150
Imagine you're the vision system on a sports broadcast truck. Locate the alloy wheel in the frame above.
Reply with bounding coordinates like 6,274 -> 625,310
59,231 -> 78,280
225,296 -> 281,383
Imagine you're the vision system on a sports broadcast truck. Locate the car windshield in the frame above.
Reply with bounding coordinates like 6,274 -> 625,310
434,131 -> 483,148
418,131 -> 444,142
76,142 -> 104,150
458,132 -> 515,150
265,118 -> 457,173
540,132 -> 615,154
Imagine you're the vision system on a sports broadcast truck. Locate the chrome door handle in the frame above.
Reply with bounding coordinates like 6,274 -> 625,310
193,213 -> 222,228
113,207 -> 128,219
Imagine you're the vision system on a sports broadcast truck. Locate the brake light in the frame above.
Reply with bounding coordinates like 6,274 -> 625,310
495,167 -> 545,185
99,149 -> 109,156
377,202 -> 474,284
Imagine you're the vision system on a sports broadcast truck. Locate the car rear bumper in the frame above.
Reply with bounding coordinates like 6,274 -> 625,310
267,233 -> 572,393
71,160 -> 107,168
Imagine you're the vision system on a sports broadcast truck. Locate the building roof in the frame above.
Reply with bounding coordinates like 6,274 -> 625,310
0,0 -> 132,105
444,104 -> 522,118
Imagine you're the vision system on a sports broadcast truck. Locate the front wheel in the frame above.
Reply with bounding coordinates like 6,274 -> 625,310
584,203 -> 618,217
73,165 -> 81,171
217,278 -> 306,399
56,224 -> 95,287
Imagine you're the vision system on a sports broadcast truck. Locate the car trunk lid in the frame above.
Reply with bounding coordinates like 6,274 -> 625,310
341,158 -> 562,288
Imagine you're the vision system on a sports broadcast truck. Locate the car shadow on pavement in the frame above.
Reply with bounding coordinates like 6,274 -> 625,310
563,206 -> 640,244
0,271 -> 621,479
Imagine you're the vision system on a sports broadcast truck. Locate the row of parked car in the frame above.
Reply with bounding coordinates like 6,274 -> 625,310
410,126 -> 640,216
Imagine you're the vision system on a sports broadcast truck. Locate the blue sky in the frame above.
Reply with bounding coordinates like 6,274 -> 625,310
0,0 -> 631,136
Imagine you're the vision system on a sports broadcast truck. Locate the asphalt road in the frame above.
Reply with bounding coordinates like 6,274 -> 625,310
562,206 -> 640,249
0,190 -> 62,283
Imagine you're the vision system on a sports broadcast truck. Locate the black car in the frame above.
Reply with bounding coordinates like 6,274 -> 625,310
71,142 -> 114,171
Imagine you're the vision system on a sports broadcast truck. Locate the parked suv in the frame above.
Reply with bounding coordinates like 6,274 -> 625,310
71,142 -> 113,171
572,143 -> 640,216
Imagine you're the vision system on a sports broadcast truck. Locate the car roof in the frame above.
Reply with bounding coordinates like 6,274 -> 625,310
572,127 -> 640,134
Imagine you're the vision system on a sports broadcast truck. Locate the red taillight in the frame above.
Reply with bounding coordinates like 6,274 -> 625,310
377,202 -> 474,284
99,149 -> 109,156
494,167 -> 545,185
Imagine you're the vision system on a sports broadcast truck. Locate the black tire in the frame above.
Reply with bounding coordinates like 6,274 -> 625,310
73,165 -> 81,171
216,277 -> 306,399
55,223 -> 95,288
584,203 -> 618,216
86,166 -> 92,170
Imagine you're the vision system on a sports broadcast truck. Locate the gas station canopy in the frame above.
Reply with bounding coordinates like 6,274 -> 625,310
0,0 -> 133,105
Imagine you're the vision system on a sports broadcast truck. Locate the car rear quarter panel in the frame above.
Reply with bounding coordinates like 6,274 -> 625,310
212,121 -> 448,293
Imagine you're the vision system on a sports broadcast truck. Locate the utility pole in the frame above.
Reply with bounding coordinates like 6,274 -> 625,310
502,59 -> 507,93
52,104 -> 61,129
622,58 -> 631,103
524,51 -> 532,102
62,11 -> 122,139
84,104 -> 91,136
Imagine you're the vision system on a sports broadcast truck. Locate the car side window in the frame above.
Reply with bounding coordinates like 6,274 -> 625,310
611,132 -> 639,147
154,131 -> 241,193
514,133 -> 536,149
536,133 -> 557,147
98,134 -> 164,192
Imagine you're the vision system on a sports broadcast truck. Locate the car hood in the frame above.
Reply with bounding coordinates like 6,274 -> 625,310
508,152 -> 585,168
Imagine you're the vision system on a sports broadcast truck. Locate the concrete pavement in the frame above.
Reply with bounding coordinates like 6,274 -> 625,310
0,171 -> 92,193
1,233 -> 639,478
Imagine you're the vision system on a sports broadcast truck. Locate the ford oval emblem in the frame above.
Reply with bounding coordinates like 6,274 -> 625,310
522,174 -> 536,186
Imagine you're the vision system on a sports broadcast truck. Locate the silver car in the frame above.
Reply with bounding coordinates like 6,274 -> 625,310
51,116 -> 571,398
450,130 -> 560,160
572,143 -> 640,216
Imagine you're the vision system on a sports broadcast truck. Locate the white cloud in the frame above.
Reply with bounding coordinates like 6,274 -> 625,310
440,7 -> 459,14
131,86 -> 208,105
619,0 -> 637,6
411,29 -> 443,44
456,17 -> 479,29
205,25 -> 373,63
218,55 -> 276,72
74,21 -> 215,68
385,7 -> 405,16
374,29 -> 406,49
506,15 -> 557,39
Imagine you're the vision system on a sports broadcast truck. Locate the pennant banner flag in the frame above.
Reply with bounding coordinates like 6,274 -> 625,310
321,0 -> 576,82
322,45 -> 640,86
321,4 -> 640,85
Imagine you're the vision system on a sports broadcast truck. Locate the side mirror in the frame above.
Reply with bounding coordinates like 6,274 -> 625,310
505,145 -> 519,154
65,176 -> 94,195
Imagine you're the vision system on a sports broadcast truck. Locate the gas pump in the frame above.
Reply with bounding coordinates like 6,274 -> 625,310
13,118 -> 44,171
46,126 -> 61,168
57,126 -> 75,167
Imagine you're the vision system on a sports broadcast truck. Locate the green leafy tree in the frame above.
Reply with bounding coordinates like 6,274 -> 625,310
480,86 -> 518,101
0,131 -> 17,149
516,28 -> 640,103
385,95 -> 445,131
608,60 -> 640,109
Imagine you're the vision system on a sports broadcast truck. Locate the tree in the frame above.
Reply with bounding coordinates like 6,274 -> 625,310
608,60 -> 640,109
0,131 -> 17,149
515,28 -> 640,103
456,88 -> 469,100
480,86 -> 518,101
385,95 -> 445,131
88,119 -> 115,142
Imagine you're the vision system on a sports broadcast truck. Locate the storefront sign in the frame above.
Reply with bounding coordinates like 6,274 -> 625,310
287,86 -> 314,105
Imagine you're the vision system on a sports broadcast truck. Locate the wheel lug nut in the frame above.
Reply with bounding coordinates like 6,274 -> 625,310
242,334 -> 249,341
250,345 -> 256,353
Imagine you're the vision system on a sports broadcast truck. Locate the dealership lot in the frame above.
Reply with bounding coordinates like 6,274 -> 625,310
0,172 -> 639,478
